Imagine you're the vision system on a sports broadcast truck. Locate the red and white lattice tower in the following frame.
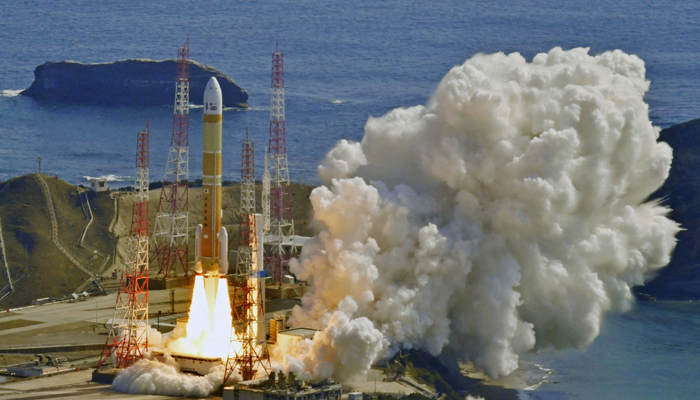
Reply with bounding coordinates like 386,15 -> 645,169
98,121 -> 150,369
153,39 -> 190,277
236,128 -> 255,276
262,149 -> 270,234
266,42 -> 296,284
224,131 -> 270,382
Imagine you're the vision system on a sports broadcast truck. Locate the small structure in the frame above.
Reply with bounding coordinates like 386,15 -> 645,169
223,372 -> 342,400
273,328 -> 318,349
348,392 -> 363,400
88,177 -> 109,192
268,327 -> 319,357
7,354 -> 71,377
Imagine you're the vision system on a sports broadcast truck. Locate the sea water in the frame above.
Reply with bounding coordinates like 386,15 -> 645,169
1,1 -> 699,398
522,301 -> 700,400
2,0 -> 700,186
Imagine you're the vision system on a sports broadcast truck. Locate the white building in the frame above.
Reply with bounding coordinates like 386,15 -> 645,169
88,177 -> 109,192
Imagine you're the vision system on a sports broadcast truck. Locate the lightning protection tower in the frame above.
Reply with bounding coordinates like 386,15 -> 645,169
262,149 -> 270,234
225,132 -> 270,382
153,38 -> 190,278
98,121 -> 150,369
267,42 -> 296,285
236,128 -> 255,277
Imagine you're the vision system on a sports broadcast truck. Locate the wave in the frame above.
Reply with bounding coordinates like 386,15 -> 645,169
522,363 -> 555,391
331,99 -> 345,104
83,174 -> 131,182
2,90 -> 22,97
224,106 -> 268,112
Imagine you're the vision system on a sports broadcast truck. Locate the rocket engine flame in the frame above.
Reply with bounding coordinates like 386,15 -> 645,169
206,277 -> 234,359
186,275 -> 210,342
279,47 -> 680,381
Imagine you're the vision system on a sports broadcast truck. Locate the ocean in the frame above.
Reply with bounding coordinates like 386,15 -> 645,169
1,0 -> 699,398
522,301 -> 700,400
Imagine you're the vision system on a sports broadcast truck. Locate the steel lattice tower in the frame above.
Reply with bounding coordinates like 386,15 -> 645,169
98,121 -> 150,369
153,39 -> 190,277
225,136 -> 269,382
236,128 -> 255,276
225,214 -> 270,382
262,148 -> 270,234
267,42 -> 295,284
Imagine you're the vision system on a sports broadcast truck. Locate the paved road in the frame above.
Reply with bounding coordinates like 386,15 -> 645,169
0,285 -> 194,349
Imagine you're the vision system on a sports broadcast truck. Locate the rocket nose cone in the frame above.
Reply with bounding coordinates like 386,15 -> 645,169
203,77 -> 223,115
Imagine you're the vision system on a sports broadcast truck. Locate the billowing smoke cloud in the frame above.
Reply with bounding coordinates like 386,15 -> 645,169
112,358 -> 225,398
111,326 -> 240,397
284,47 -> 679,380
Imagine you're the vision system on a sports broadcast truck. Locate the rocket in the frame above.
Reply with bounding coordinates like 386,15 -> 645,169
195,77 -> 228,277
186,77 -> 233,356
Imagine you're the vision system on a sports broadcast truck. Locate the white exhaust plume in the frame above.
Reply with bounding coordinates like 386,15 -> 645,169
111,326 -> 241,397
111,358 -> 225,397
283,47 -> 679,380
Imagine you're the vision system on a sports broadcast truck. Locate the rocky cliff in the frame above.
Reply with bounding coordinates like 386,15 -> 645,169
639,119 -> 700,299
20,59 -> 248,107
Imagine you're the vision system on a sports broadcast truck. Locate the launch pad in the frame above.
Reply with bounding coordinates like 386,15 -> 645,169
152,351 -> 222,376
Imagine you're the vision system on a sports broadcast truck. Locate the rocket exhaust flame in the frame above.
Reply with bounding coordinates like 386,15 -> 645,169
185,275 -> 209,343
204,278 -> 234,359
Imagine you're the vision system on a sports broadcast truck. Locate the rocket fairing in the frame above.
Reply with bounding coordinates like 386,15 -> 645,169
197,76 -> 225,276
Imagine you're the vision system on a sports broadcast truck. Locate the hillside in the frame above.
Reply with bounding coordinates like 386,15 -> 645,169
638,118 -> 700,299
0,174 -> 315,308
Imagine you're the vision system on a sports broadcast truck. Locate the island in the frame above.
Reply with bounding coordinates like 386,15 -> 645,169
639,118 -> 700,300
20,59 -> 248,107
